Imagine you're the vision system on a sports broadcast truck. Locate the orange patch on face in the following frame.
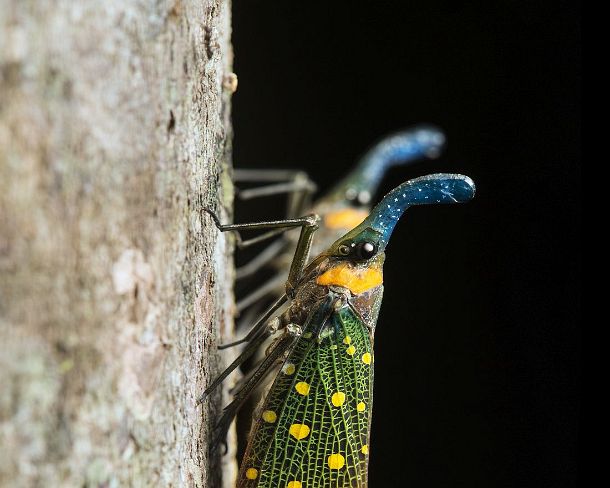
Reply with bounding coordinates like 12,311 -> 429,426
316,262 -> 383,294
324,209 -> 369,230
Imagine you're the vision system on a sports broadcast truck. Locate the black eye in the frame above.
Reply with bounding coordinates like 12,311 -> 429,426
355,241 -> 377,260
337,244 -> 351,256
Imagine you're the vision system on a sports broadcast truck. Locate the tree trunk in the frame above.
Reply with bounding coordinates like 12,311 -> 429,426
0,1 -> 235,486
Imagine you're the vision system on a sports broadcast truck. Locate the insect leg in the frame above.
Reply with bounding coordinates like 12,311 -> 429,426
197,316 -> 283,405
203,209 -> 320,249
233,169 -> 316,219
235,299 -> 266,334
204,208 -> 320,291
233,169 -> 311,182
236,274 -> 285,313
236,180 -> 317,201
235,238 -> 287,280
218,294 -> 288,349
227,354 -> 267,396
209,324 -> 302,451
285,215 -> 319,292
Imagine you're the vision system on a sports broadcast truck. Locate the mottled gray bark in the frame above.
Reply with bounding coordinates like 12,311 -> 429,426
0,1 -> 235,486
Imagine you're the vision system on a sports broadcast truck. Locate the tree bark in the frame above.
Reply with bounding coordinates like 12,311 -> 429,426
0,1 -> 234,486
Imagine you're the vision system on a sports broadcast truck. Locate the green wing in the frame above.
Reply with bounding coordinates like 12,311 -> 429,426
238,298 -> 374,488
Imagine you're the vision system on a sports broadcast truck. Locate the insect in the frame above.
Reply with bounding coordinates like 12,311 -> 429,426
230,126 -> 449,470
233,126 -> 446,317
200,173 -> 475,487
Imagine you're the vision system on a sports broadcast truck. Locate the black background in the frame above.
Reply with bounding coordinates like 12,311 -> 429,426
231,1 -> 580,486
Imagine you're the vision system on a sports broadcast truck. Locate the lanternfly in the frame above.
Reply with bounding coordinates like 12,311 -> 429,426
199,132 -> 475,487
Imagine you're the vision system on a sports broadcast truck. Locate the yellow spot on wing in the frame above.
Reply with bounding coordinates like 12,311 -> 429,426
295,382 -> 310,395
331,391 -> 346,407
343,336 -> 352,344
317,262 -> 383,294
361,444 -> 369,455
289,423 -> 310,440
287,482 -> 302,488
262,410 -> 277,423
327,453 -> 346,470
282,363 -> 296,375
324,208 -> 369,229
346,345 -> 356,356
362,352 -> 372,364
246,468 -> 258,480
357,401 -> 366,412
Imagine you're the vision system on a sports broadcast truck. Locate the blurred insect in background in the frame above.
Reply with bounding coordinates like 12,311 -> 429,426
199,172 -> 475,487
232,126 -> 446,319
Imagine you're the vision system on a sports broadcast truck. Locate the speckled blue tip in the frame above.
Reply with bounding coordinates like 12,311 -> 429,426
324,126 -> 446,204
357,126 -> 446,182
363,173 -> 476,249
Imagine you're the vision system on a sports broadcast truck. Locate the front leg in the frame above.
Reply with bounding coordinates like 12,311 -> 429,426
233,168 -> 317,219
204,209 -> 320,292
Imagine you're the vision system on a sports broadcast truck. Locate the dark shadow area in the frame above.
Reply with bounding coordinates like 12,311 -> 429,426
231,1 -> 580,486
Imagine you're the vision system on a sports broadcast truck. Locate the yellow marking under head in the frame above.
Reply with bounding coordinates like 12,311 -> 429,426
282,363 -> 296,375
346,345 -> 356,356
357,401 -> 366,412
262,410 -> 277,423
361,444 -> 369,455
246,468 -> 258,480
287,482 -> 302,488
289,423 -> 310,440
331,391 -> 346,407
327,453 -> 346,470
317,262 -> 383,294
343,336 -> 352,345
324,208 -> 369,230
295,382 -> 310,395
362,352 -> 372,364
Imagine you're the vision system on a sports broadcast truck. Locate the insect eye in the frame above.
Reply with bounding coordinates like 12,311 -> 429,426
345,188 -> 358,201
337,244 -> 351,256
357,191 -> 371,204
355,241 -> 377,260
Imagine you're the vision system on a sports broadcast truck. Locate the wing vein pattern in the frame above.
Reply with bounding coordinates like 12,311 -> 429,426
237,298 -> 374,488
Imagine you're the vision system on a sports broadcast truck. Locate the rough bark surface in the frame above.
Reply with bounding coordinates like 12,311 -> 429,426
0,1 -> 235,486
